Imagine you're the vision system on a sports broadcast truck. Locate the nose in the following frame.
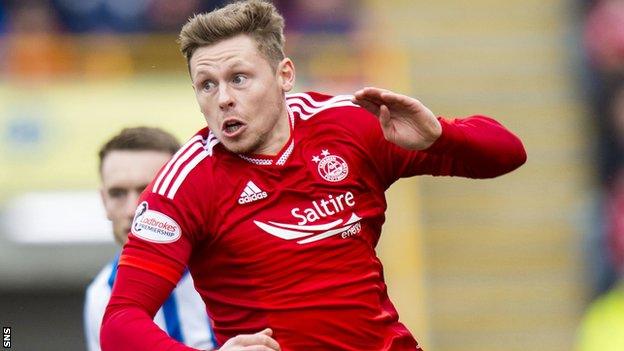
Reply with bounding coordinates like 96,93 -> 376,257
218,84 -> 235,110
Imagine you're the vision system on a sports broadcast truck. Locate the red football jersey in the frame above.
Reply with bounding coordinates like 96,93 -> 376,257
107,92 -> 526,351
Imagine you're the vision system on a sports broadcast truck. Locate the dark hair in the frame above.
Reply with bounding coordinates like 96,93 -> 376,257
98,127 -> 181,171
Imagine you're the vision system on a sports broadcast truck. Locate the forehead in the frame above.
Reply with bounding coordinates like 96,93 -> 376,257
100,150 -> 172,186
189,34 -> 269,77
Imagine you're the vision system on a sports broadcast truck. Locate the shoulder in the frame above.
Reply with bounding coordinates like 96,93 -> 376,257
150,127 -> 218,202
287,91 -> 382,140
133,129 -> 220,241
286,91 -> 367,121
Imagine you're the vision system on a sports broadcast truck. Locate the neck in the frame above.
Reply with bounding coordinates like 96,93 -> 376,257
256,105 -> 291,156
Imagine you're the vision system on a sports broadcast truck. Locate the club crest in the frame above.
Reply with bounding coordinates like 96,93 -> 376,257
312,149 -> 349,182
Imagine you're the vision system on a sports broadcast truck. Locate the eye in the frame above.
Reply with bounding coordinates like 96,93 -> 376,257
202,80 -> 217,91
108,188 -> 127,199
232,74 -> 247,85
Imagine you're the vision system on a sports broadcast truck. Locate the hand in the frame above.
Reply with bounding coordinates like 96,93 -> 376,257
216,328 -> 281,351
352,87 -> 442,150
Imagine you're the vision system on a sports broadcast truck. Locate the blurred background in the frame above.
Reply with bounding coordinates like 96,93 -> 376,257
0,0 -> 621,350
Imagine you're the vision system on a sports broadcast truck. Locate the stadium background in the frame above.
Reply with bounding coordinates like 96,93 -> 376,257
0,0 -> 606,350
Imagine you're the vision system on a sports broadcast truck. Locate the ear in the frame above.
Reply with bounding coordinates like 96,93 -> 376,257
277,57 -> 295,92
188,64 -> 199,94
99,187 -> 113,221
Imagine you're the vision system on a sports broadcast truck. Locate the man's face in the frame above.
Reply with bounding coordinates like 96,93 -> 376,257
100,150 -> 172,245
189,34 -> 295,155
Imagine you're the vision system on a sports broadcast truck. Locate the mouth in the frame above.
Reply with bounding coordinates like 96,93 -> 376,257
221,118 -> 247,138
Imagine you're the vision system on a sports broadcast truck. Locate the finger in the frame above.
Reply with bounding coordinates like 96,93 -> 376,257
245,333 -> 280,350
353,86 -> 378,99
225,333 -> 279,349
353,87 -> 393,105
352,94 -> 380,106
253,329 -> 280,349
354,93 -> 384,108
261,334 -> 280,351
378,105 -> 392,131
353,86 -> 391,99
351,97 -> 380,116
359,89 -> 422,113
379,91 -> 412,105
257,328 -> 272,336
379,91 -> 425,111
240,346 -> 280,351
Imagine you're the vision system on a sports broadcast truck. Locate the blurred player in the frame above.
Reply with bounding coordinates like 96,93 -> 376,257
84,127 -> 216,350
575,167 -> 624,351
101,1 -> 526,350
85,127 -> 280,351
575,82 -> 624,351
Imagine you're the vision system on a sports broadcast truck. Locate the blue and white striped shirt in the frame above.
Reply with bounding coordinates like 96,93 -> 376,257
84,255 -> 217,351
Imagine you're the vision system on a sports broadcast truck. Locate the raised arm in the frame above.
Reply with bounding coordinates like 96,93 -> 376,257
352,87 -> 526,180
352,87 -> 442,150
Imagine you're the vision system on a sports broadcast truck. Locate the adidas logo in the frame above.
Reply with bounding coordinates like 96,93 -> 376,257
238,181 -> 268,204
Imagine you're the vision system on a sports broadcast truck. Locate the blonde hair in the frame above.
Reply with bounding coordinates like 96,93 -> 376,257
178,0 -> 285,69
